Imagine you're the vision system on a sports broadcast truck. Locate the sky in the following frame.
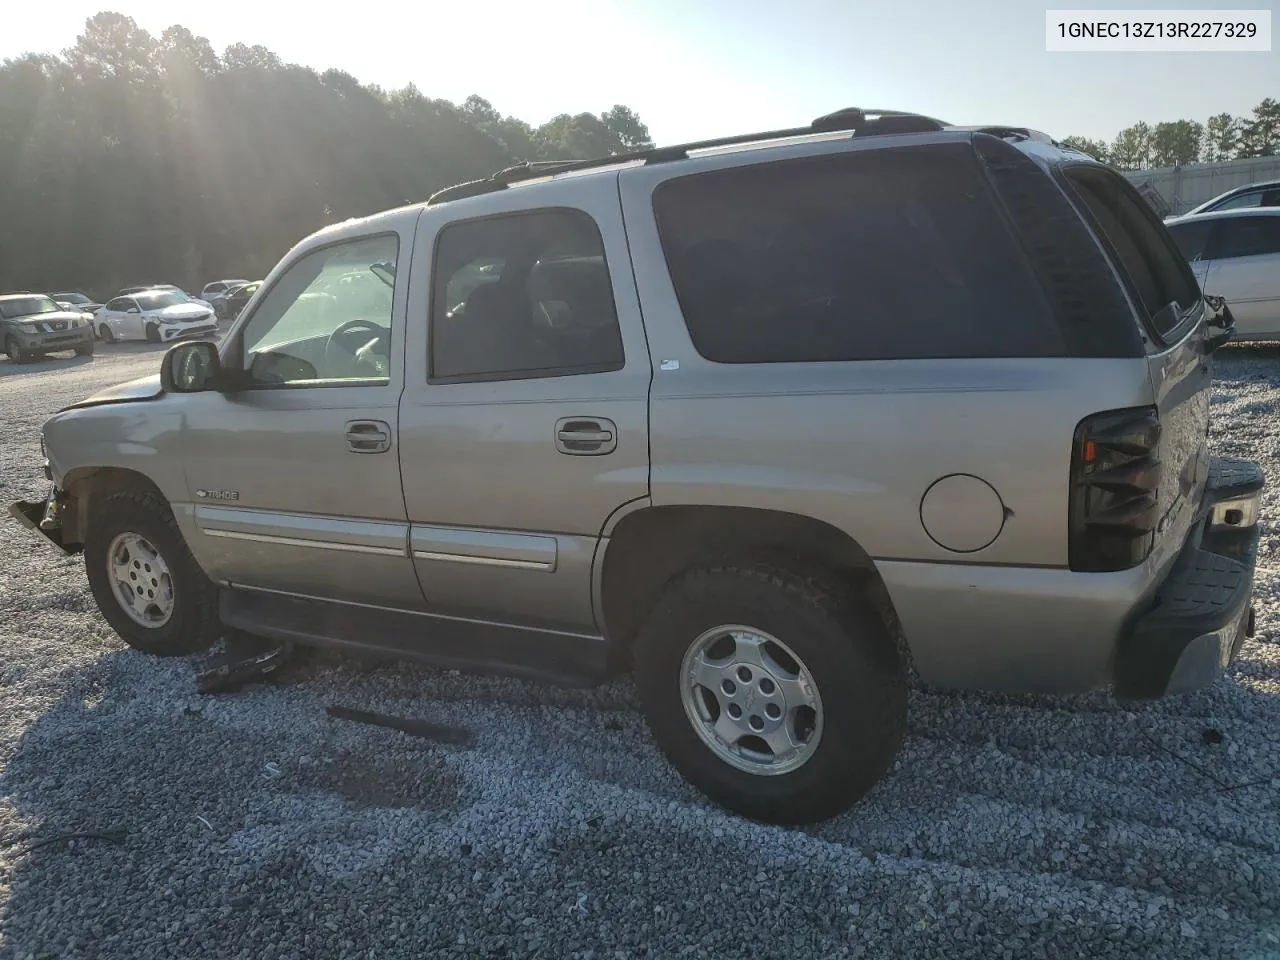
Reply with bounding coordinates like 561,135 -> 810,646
1,0 -> 1275,146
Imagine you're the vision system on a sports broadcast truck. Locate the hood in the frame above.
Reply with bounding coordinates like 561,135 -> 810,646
154,303 -> 212,320
61,373 -> 163,412
5,310 -> 89,326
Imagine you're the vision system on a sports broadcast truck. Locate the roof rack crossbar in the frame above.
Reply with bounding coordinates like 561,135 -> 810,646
426,107 -> 952,206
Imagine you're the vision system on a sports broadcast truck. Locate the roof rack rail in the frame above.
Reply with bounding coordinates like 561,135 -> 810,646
971,125 -> 1056,145
426,107 -> 951,206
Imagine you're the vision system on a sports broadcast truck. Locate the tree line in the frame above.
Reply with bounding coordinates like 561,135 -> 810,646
0,12 -> 654,297
1062,97 -> 1280,169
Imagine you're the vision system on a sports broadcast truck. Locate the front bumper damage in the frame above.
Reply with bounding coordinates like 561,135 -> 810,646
161,323 -> 218,342
1113,457 -> 1265,699
8,478 -> 79,555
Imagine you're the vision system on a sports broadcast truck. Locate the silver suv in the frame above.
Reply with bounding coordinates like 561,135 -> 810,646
9,108 -> 1264,824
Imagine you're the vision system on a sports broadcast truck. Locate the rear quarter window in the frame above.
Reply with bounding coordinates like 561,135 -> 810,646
652,142 -> 1066,364
1062,166 -> 1202,342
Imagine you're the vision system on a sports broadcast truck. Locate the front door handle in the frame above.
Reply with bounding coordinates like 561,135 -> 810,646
346,419 -> 392,454
555,417 -> 617,455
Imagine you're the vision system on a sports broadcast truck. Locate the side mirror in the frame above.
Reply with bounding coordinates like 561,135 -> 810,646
161,341 -> 222,393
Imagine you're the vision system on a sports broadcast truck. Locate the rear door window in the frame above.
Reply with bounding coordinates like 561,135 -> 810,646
652,142 -> 1065,363
1064,167 -> 1202,341
1166,220 -> 1214,262
1205,216 -> 1280,260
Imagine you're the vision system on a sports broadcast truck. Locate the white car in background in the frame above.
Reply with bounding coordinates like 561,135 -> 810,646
1165,208 -> 1280,341
94,290 -> 219,344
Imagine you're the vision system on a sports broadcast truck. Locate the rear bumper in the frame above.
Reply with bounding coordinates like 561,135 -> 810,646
878,457 -> 1265,697
1112,457 -> 1263,698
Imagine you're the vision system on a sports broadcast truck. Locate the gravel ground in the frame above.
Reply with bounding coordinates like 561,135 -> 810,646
3,342 -> 1280,959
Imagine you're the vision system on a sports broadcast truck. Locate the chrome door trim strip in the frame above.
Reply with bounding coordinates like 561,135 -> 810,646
204,528 -> 405,557
409,523 -> 558,571
410,550 -> 552,571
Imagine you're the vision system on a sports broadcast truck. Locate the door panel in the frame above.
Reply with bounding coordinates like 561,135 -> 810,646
398,175 -> 651,634
1201,255 -> 1280,338
179,221 -> 421,608
180,386 -> 420,606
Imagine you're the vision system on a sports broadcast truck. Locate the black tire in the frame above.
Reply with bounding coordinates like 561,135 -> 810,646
75,341 -> 95,357
145,323 -> 160,343
99,324 -> 115,343
634,559 -> 907,825
5,335 -> 30,363
84,487 -> 221,657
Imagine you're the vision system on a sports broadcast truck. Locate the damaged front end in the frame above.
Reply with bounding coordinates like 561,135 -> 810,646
8,481 -> 79,555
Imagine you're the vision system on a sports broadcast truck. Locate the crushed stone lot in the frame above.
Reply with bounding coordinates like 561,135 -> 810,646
3,345 -> 1280,960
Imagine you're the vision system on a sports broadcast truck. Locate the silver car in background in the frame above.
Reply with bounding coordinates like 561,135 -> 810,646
1183,179 -> 1280,216
1165,208 -> 1280,341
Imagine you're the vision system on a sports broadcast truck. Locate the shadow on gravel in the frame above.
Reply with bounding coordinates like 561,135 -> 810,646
0,354 -> 95,379
3,641 -> 1280,959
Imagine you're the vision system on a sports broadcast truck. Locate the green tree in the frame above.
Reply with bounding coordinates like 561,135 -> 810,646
600,104 -> 653,150
1239,97 -> 1280,158
1150,120 -> 1203,167
1202,113 -> 1240,162
537,112 -> 627,159
1110,121 -> 1153,170
0,14 -> 653,296
1061,136 -> 1110,163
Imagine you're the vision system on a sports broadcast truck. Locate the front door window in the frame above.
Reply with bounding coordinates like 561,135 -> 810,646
240,234 -> 399,386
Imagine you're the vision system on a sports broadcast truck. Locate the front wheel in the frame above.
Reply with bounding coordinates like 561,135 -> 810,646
634,559 -> 907,825
145,323 -> 161,343
84,488 -> 221,656
99,324 -> 115,343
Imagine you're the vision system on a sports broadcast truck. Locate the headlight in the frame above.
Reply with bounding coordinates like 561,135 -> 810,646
20,322 -> 41,333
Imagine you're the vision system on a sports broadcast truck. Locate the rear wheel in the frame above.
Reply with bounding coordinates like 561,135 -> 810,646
84,487 -> 220,656
634,559 -> 906,824
145,323 -> 161,343
4,335 -> 30,363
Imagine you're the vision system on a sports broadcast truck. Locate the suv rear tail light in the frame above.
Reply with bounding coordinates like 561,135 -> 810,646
1069,406 -> 1162,572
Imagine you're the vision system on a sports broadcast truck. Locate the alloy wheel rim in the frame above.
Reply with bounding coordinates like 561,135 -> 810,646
106,532 -> 175,627
679,625 -> 824,776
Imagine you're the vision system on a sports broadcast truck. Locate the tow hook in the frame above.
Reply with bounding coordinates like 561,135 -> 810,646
39,487 -> 65,533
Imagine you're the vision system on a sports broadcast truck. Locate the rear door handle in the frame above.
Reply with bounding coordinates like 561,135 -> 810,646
555,417 -> 617,455
346,419 -> 392,454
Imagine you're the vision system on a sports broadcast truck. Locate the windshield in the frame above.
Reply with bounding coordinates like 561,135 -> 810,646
134,292 -> 187,310
0,296 -> 60,319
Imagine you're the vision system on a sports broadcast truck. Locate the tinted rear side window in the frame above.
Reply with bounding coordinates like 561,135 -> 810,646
1064,167 -> 1201,340
653,142 -> 1065,364
1166,220 -> 1214,261
1209,216 -> 1280,260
